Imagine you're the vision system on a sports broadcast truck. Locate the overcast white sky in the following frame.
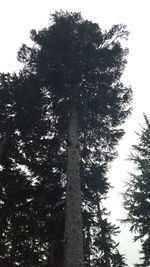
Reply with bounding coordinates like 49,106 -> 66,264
0,1 -> 150,266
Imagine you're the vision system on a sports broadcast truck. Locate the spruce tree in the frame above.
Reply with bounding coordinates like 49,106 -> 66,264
0,11 -> 132,266
17,11 -> 131,267
124,115 -> 150,266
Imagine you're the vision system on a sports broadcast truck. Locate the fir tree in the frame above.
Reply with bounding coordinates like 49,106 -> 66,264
17,11 -> 132,267
124,114 -> 150,266
0,11 -> 132,266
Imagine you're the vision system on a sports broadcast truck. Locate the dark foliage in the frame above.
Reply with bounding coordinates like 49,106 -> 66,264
124,115 -> 150,266
0,11 -> 132,266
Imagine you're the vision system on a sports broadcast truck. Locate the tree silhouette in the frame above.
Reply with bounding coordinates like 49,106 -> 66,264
124,114 -> 150,266
0,11 -> 132,266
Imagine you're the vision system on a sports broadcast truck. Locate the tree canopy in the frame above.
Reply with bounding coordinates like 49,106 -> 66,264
0,11 -> 132,266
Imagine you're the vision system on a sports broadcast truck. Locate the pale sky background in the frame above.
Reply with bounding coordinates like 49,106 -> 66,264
0,1 -> 150,266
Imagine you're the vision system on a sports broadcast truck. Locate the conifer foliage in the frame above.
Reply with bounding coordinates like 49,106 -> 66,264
124,115 -> 150,267
0,11 -> 132,266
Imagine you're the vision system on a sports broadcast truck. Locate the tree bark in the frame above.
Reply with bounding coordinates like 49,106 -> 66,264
64,91 -> 84,267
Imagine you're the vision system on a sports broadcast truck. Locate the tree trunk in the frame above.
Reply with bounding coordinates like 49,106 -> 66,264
64,91 -> 84,267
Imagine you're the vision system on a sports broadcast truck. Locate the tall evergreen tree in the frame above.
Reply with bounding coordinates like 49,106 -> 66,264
17,11 -> 132,267
0,11 -> 132,266
124,114 -> 150,266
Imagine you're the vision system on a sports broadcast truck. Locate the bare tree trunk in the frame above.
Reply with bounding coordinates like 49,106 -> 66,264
64,91 -> 84,267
